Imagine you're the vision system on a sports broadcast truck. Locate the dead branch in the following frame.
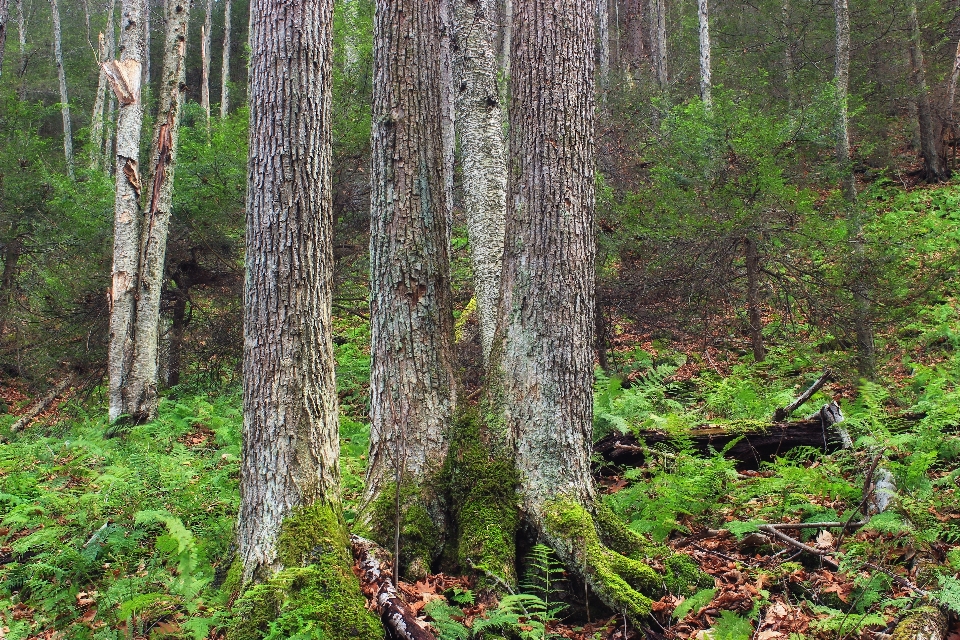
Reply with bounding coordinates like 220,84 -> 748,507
774,369 -> 831,421
11,373 -> 76,432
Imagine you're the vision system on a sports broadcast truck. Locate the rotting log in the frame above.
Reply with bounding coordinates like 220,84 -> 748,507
594,403 -> 846,470
350,535 -> 438,640
892,606 -> 947,640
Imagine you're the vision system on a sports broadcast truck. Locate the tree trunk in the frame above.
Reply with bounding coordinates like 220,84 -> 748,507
166,291 -> 186,387
744,235 -> 765,363
143,0 -> 149,85
364,0 -> 456,580
500,0 -> 512,81
219,0 -> 231,118
14,0 -> 25,83
908,0 -> 949,182
782,0 -> 793,109
697,0 -> 711,107
834,0 -> 874,381
200,0 -> 212,123
441,0 -> 455,250
0,0 -> 9,77
106,0 -> 146,424
90,0 -> 118,170
124,0 -> 190,422
596,0 -> 609,102
50,0 -> 75,179
452,0 -> 506,365
0,231 -> 22,336
492,0 -> 707,623
649,0 -> 667,91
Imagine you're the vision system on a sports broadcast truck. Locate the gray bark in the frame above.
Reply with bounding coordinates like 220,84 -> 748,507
498,0 -> 596,528
123,0 -> 190,422
106,0 -> 146,423
50,0 -> 75,179
745,236 -> 764,362
364,0 -> 456,545
0,0 -> 9,77
90,0 -> 118,170
200,0 -> 212,122
143,0 -> 149,85
649,0 -> 667,91
219,0 -> 231,117
441,0 -> 455,249
697,0 -> 711,106
452,0 -> 506,365
238,0 -> 339,581
782,0 -> 793,109
623,0 -> 645,74
907,0 -> 948,182
946,39 -> 960,136
500,0 -> 511,82
596,0 -> 609,101
14,0 -> 25,80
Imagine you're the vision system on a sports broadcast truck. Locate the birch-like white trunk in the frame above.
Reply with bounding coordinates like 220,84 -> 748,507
50,0 -> 75,179
697,0 -> 711,107
106,0 -> 146,423
143,0 -> 149,85
124,0 -> 190,422
219,0 -> 231,118
453,0 -> 506,364
14,0 -> 25,81
200,0 -> 212,122
90,0 -> 118,170
946,39 -> 960,132
649,0 -> 667,91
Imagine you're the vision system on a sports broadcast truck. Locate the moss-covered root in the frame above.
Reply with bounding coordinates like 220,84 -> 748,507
542,499 -> 710,625
365,481 -> 445,580
892,607 -> 947,640
227,503 -> 383,640
446,410 -> 520,591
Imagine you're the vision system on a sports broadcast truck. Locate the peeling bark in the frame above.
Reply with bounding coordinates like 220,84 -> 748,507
238,0 -> 340,581
107,0 -> 146,424
123,0 -> 190,422
90,0 -> 118,170
452,0 -> 506,365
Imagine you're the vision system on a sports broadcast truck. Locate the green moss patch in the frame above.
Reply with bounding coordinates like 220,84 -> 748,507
367,481 -> 444,580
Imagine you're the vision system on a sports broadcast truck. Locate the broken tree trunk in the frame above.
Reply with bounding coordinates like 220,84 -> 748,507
773,368 -> 830,421
594,403 -> 847,470
351,536 -> 438,640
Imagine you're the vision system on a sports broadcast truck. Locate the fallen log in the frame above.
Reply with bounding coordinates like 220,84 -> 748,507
10,373 -> 76,432
892,606 -> 947,640
350,535 -> 437,640
594,403 -> 846,470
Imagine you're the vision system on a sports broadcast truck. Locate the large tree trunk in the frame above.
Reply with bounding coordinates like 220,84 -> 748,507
907,0 -> 949,182
697,0 -> 711,106
364,0 -> 456,580
233,3 -> 381,635
452,0 -> 506,365
106,0 -> 146,424
219,0 -> 231,118
623,0 -> 645,75
0,0 -> 9,77
834,0 -> 875,381
123,0 -> 190,423
50,0 -> 75,179
200,0 -> 212,123
492,0 -> 706,624
90,0 -> 118,170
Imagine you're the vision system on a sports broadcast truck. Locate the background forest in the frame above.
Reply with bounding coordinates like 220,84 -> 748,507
2,0 -> 960,638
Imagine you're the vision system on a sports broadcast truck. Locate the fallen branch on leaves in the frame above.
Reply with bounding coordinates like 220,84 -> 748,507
11,373 -> 76,432
350,535 -> 437,640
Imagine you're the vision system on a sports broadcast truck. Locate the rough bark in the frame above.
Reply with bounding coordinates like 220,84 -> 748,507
907,0 -> 949,182
49,0 -> 75,179
90,0 -> 118,170
697,0 -> 711,107
123,0 -> 190,423
833,0 -> 855,205
0,0 -> 9,77
364,0 -> 456,579
452,0 -> 506,365
623,0 -> 645,74
106,0 -> 146,424
649,0 -> 667,91
143,0 -> 149,85
238,0 -> 341,582
200,0 -> 212,123
500,0 -> 511,80
0,231 -> 22,335
744,235 -> 764,363
596,0 -> 609,101
220,0 -> 231,118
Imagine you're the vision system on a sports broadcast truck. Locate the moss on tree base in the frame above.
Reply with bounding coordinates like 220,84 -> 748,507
227,503 -> 383,640
366,481 -> 444,580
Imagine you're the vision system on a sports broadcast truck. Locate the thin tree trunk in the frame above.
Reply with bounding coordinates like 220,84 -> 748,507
500,0 -> 511,81
452,0 -> 506,365
947,40 -> 960,130
106,0 -> 146,423
143,0 -> 149,85
697,0 -> 711,107
364,0 -> 456,580
200,0 -> 212,123
908,0 -> 949,182
441,0 -> 455,248
50,0 -> 75,179
124,0 -> 190,422
0,231 -> 22,336
596,0 -> 609,102
649,0 -> 667,91
219,0 -> 231,118
782,0 -> 793,109
834,0 -> 875,380
90,0 -> 118,170
166,292 -> 186,386
744,236 -> 765,363
0,0 -> 9,77
15,0 -> 25,83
